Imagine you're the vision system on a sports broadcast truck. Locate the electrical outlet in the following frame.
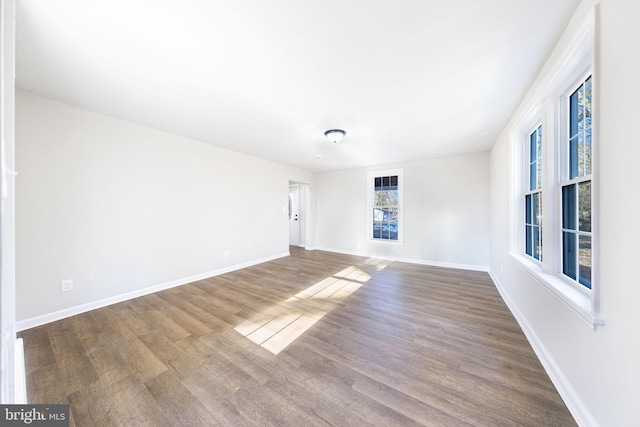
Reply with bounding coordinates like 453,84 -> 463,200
60,279 -> 73,292
224,250 -> 230,258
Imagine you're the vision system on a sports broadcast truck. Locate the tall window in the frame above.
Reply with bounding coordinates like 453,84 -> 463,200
561,76 -> 592,289
368,169 -> 403,242
510,15 -> 599,326
525,125 -> 543,261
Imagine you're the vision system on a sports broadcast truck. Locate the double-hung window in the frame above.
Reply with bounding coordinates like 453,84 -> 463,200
561,76 -> 593,289
525,125 -> 543,261
511,11 -> 600,327
368,169 -> 403,242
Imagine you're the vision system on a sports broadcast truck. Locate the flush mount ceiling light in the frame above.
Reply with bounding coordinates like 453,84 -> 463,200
324,129 -> 346,143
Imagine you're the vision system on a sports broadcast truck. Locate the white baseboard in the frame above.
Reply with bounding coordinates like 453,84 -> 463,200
489,271 -> 598,427
16,252 -> 290,332
313,246 -> 489,272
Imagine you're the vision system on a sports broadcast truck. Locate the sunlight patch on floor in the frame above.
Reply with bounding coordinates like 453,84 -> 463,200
234,264 -> 383,355
364,257 -> 391,271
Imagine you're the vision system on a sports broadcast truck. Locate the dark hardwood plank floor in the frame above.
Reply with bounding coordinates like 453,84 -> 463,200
19,248 -> 576,426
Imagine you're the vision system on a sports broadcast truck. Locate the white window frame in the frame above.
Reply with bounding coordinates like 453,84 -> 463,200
509,9 -> 602,329
367,168 -> 404,244
524,123 -> 543,262
559,75 -> 593,290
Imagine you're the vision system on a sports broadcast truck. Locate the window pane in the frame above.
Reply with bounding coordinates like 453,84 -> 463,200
579,235 -> 592,289
579,181 -> 591,232
536,192 -> 542,226
525,195 -> 532,224
532,192 -> 540,226
373,209 -> 383,238
569,136 -> 579,179
388,208 -> 398,222
578,133 -> 585,176
528,126 -> 542,191
570,89 -> 579,138
538,125 -> 542,159
373,208 -> 383,222
578,85 -> 585,133
373,209 -> 384,239
537,127 -> 543,158
525,225 -> 532,256
375,175 -> 398,191
375,190 -> 398,207
530,132 -> 537,161
530,162 -> 537,191
563,232 -> 577,280
533,225 -> 542,261
383,221 -> 398,241
562,184 -> 576,230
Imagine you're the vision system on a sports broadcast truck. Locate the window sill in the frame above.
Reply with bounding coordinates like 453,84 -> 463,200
511,254 -> 604,330
369,239 -> 403,245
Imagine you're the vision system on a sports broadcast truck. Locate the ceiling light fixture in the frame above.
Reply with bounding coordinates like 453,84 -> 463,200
324,129 -> 346,143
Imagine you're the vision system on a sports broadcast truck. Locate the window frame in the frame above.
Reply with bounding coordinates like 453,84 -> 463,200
367,168 -> 404,244
524,123 -> 543,262
559,75 -> 593,290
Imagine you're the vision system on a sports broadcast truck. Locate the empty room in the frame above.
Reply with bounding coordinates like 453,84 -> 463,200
0,0 -> 638,426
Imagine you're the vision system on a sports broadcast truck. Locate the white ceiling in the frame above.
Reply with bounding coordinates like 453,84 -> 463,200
15,0 -> 580,173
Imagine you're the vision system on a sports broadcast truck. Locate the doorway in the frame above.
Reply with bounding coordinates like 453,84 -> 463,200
289,182 -> 310,248
288,184 -> 300,246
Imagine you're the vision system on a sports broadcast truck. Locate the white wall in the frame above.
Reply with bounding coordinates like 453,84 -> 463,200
15,90 -> 313,328
489,0 -> 640,425
314,152 -> 490,270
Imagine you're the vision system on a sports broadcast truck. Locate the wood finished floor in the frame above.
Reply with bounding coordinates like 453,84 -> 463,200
19,248 -> 576,426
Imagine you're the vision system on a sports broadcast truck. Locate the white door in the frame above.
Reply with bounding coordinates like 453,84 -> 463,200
288,184 -> 299,246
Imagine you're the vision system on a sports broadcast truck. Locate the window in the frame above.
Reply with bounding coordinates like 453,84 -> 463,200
510,10 -> 600,328
561,76 -> 592,289
368,169 -> 403,242
525,125 -> 543,261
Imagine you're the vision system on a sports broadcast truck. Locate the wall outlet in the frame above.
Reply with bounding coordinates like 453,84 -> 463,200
60,279 -> 73,292
224,250 -> 230,258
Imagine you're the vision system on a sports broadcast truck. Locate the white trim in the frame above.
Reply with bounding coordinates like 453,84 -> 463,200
490,270 -> 600,427
314,246 -> 488,272
0,0 -> 17,404
16,252 -> 290,332
512,254 -> 603,329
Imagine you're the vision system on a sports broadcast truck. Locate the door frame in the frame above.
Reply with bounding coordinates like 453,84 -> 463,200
288,183 -> 300,246
288,181 -> 310,249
